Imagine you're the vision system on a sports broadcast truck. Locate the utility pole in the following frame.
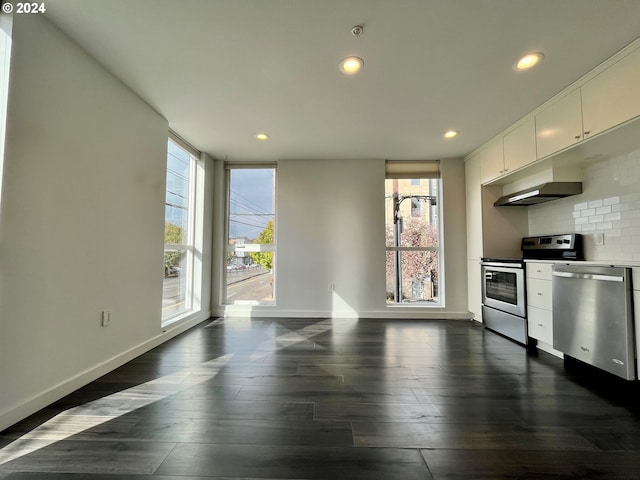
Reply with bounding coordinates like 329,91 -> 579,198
393,190 -> 402,303
390,186 -> 437,303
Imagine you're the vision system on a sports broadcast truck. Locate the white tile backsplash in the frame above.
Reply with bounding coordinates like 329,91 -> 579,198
528,146 -> 640,261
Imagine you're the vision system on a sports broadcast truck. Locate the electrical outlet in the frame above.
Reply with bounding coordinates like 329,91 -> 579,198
595,232 -> 605,246
328,283 -> 335,292
101,310 -> 111,327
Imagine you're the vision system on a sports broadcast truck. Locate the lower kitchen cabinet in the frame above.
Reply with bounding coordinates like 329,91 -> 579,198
633,268 -> 640,377
527,306 -> 553,345
635,289 -> 640,376
467,258 -> 482,321
526,262 -> 562,357
527,277 -> 552,310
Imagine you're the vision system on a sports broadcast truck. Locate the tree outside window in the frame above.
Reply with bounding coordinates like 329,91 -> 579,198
385,178 -> 441,304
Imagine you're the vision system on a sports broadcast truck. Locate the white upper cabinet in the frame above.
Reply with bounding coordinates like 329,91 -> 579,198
582,46 -> 640,139
471,40 -> 640,178
503,117 -> 537,173
535,89 -> 583,160
478,118 -> 537,184
478,137 -> 505,184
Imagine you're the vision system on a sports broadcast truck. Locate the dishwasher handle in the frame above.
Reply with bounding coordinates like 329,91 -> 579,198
552,271 -> 624,282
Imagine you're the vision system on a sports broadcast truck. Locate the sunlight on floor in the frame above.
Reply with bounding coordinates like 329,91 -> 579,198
250,319 -> 335,361
0,353 -> 235,465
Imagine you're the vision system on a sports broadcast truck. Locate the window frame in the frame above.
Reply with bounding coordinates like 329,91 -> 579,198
385,164 -> 444,307
162,136 -> 200,325
0,20 -> 12,205
223,164 -> 277,306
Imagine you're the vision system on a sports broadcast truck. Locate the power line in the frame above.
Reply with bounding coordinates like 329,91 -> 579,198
229,219 -> 268,229
228,199 -> 272,217
230,191 -> 272,215
231,213 -> 273,216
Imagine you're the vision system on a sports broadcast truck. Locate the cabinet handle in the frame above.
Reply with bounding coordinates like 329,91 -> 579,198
574,134 -> 581,140
537,292 -> 542,295
536,269 -> 542,272
538,323 -> 544,327
584,130 -> 591,136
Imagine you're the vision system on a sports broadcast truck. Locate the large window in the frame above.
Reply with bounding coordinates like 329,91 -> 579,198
385,161 -> 442,305
162,138 -> 198,322
0,19 -> 11,205
225,166 -> 276,304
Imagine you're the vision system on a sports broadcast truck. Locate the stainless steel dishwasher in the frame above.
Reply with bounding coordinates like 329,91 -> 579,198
552,264 -> 635,380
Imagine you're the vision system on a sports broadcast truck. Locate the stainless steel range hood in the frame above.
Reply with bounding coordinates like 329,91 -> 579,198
494,182 -> 582,206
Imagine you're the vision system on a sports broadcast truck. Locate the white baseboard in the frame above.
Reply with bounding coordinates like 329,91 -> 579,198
0,311 -> 210,432
536,340 -> 564,359
216,305 -> 472,320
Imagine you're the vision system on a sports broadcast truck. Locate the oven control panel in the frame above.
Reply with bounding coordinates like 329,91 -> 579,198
521,234 -> 583,260
522,234 -> 577,250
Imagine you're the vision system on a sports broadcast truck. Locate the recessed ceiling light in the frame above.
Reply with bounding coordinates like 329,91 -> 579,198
443,130 -> 459,139
339,56 -> 364,75
255,133 -> 270,141
515,52 -> 544,71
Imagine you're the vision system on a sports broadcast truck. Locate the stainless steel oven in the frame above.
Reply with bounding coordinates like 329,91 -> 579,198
480,233 -> 584,346
481,261 -> 526,318
481,259 -> 527,344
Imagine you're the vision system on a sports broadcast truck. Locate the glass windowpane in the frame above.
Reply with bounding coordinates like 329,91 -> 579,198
385,177 -> 441,305
226,168 -> 275,304
163,139 -> 195,321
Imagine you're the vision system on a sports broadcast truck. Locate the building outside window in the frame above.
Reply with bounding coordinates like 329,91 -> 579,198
385,161 -> 442,305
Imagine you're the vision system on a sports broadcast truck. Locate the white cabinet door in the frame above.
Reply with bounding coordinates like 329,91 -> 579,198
527,278 -> 553,310
527,262 -> 553,280
465,155 -> 483,322
535,89 -> 583,159
478,137 -> 505,184
503,118 -> 537,173
467,259 -> 482,321
526,262 -> 554,345
582,46 -> 640,139
465,155 -> 483,260
633,271 -> 640,375
528,306 -> 553,345
635,290 -> 640,376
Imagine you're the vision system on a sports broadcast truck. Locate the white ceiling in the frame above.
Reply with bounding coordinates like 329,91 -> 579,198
45,0 -> 640,162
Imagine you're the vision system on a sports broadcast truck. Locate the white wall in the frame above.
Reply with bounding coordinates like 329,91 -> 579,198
528,146 -> 640,261
218,157 -> 470,319
276,158 -> 386,317
0,16 -> 204,431
440,158 -> 469,314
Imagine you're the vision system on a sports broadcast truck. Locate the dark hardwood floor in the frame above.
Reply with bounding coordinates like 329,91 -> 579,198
2,317 -> 640,479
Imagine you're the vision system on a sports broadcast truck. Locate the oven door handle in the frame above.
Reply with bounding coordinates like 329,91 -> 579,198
482,262 -> 523,268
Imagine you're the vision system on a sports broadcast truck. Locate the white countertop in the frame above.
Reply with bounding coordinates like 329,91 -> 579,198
525,259 -> 640,268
